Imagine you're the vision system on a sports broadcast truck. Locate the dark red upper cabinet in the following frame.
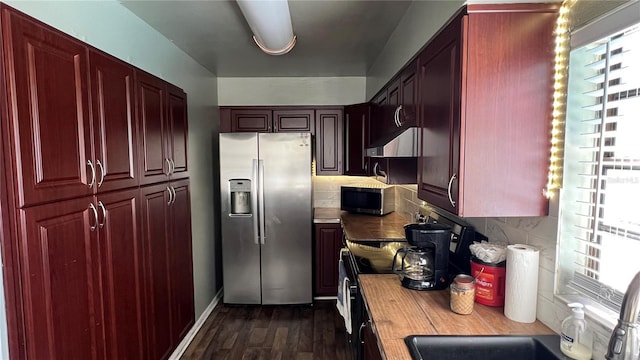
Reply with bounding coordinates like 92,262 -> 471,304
344,103 -> 370,176
315,109 -> 344,175
137,72 -> 188,185
369,60 -> 418,148
273,109 -> 314,133
418,14 -> 462,215
137,71 -> 168,185
417,4 -> 557,217
399,61 -> 418,128
2,9 -> 93,207
369,91 -> 388,146
89,50 -> 139,193
167,84 -> 189,180
220,108 -> 273,132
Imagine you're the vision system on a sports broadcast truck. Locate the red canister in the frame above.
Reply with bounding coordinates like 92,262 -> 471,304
470,256 -> 506,307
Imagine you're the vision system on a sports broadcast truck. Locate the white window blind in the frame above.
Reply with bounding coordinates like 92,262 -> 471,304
560,20 -> 640,315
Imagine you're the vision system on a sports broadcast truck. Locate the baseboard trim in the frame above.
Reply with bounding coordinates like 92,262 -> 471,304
169,288 -> 223,360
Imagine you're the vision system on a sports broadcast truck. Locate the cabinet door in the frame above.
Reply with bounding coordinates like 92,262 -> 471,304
17,197 -> 100,360
169,180 -> 194,343
273,109 -> 314,133
140,184 -> 173,360
369,91 -> 388,146
3,9 -> 93,207
315,109 -> 344,175
167,85 -> 189,179
96,189 -> 144,360
229,108 -> 272,132
344,103 -> 370,176
313,223 -> 343,297
417,16 -> 463,214
363,315 -> 383,360
137,71 -> 169,186
399,61 -> 418,128
89,50 -> 138,193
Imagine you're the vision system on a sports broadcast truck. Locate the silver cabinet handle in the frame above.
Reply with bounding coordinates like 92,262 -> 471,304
396,105 -> 403,127
170,158 -> 175,175
373,162 -> 379,176
89,203 -> 99,231
393,106 -> 400,127
166,186 -> 173,205
165,158 -> 171,176
97,201 -> 106,228
170,186 -> 176,205
447,173 -> 457,208
96,160 -> 105,187
87,160 -> 96,188
258,159 -> 266,245
252,159 -> 260,245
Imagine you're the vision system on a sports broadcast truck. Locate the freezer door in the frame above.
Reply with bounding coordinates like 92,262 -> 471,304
259,133 -> 313,304
219,133 -> 261,304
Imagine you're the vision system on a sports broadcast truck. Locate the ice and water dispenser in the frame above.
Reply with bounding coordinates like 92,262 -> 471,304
229,179 -> 252,215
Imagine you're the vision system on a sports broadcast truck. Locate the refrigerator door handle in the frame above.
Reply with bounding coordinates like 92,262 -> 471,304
252,159 -> 260,245
258,159 -> 266,245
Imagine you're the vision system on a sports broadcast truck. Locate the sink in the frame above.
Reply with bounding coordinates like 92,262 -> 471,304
405,334 -> 568,360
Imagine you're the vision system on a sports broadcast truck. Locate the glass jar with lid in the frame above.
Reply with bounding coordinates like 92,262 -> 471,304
450,274 -> 476,315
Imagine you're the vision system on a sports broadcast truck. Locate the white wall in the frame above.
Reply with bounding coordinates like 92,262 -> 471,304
4,0 -> 220,327
218,77 -> 366,105
365,0 -> 464,99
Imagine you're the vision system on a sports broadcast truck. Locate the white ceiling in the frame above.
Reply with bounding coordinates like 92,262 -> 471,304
120,0 -> 413,77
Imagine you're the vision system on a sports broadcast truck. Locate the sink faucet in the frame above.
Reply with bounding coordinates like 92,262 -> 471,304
606,270 -> 640,360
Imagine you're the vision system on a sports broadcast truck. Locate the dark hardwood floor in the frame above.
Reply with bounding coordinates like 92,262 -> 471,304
180,300 -> 350,360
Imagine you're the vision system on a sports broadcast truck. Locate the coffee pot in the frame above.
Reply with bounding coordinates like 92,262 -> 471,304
393,223 -> 452,290
392,247 -> 435,287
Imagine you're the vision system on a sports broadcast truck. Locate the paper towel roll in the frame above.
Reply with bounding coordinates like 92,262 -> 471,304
504,244 -> 540,323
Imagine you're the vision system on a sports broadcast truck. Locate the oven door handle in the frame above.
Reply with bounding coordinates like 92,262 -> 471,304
359,322 -> 367,345
345,278 -> 357,298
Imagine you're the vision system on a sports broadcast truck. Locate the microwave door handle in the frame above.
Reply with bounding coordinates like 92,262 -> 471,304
258,159 -> 266,245
252,159 -> 260,245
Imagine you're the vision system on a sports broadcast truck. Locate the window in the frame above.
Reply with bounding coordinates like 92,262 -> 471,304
557,1 -> 640,323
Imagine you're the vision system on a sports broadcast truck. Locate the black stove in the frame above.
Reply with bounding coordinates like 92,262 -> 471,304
345,209 -> 486,276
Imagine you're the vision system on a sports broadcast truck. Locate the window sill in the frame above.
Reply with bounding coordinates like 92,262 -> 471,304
555,293 -> 618,331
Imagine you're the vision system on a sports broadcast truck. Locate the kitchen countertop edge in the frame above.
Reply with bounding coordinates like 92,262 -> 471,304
358,274 -> 557,360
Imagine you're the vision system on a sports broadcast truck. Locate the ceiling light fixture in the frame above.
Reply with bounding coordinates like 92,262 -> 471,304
236,0 -> 297,56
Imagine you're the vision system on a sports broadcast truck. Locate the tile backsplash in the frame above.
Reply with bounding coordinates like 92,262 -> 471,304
313,175 -> 613,358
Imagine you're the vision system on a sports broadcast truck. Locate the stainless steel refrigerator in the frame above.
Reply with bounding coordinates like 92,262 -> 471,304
219,132 -> 313,304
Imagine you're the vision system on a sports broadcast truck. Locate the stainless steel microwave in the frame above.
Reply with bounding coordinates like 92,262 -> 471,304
340,184 -> 394,216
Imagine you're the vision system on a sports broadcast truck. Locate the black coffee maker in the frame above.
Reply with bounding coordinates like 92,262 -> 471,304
392,223 -> 451,290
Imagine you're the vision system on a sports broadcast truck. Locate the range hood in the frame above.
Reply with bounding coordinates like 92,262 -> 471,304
366,127 -> 418,157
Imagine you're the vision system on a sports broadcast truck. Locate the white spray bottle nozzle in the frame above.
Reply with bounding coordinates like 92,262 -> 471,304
568,302 -> 585,320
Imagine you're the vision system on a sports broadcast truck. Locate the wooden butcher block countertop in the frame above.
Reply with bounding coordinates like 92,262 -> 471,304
341,211 -> 412,242
359,274 -> 555,360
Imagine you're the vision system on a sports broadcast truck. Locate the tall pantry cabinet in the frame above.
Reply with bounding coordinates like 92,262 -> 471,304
0,4 -> 194,360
